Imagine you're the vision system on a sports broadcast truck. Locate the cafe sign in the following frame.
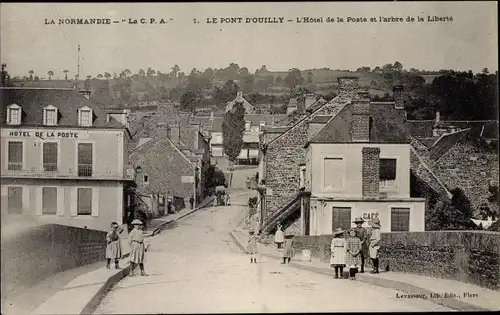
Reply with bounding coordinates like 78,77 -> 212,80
6,130 -> 87,139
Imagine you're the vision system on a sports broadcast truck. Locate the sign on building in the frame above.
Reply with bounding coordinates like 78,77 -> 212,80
181,176 -> 195,183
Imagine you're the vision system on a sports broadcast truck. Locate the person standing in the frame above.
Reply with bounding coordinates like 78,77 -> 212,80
369,217 -> 382,274
106,222 -> 123,269
353,217 -> 368,273
274,223 -> 285,249
247,228 -> 258,263
129,219 -> 148,276
345,229 -> 362,280
330,228 -> 346,279
282,233 -> 295,264
189,196 -> 195,209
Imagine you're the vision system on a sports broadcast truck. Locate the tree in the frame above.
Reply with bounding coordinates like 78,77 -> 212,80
97,74 -> 104,79
47,70 -> 54,80
393,61 -> 403,72
170,65 -> 180,78
1,63 -> 12,87
146,67 -> 155,78
29,70 -> 34,81
307,71 -> 313,83
124,69 -> 132,77
104,72 -> 111,80
138,69 -> 145,77
222,101 -> 246,164
180,90 -> 199,113
205,165 -> 227,188
284,68 -> 302,91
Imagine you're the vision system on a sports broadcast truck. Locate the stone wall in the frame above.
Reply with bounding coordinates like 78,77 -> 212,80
291,231 -> 500,290
1,224 -> 109,298
431,138 -> 499,214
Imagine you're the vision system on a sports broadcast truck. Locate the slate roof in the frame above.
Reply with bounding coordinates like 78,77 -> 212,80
0,87 -> 124,129
211,117 -> 224,132
407,120 -> 435,138
407,119 -> 498,140
209,114 -> 283,132
278,98 -> 327,127
430,128 -> 471,161
307,102 -> 409,145
191,116 -> 213,130
308,115 -> 333,124
225,93 -> 256,113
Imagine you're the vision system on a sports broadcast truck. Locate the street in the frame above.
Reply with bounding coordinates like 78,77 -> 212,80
95,189 -> 451,313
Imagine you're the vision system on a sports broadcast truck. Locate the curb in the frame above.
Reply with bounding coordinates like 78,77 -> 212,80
81,266 -> 130,315
228,228 -> 492,312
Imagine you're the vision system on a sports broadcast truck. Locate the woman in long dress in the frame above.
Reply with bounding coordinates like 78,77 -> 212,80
247,228 -> 258,263
330,228 -> 346,279
106,222 -> 123,269
129,219 -> 148,276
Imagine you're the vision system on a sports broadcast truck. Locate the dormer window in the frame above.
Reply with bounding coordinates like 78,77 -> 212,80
245,121 -> 251,132
7,104 -> 22,125
43,105 -> 58,126
78,106 -> 93,127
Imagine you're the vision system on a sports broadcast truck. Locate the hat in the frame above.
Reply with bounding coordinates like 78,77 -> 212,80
370,217 -> 381,228
353,217 -> 365,224
333,228 -> 344,236
131,219 -> 144,225
249,228 -> 255,234
285,232 -> 294,238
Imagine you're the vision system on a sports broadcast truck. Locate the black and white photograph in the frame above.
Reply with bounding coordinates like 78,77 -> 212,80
0,1 -> 498,314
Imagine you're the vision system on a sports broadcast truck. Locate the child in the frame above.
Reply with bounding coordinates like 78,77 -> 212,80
129,219 -> 148,276
247,228 -> 258,263
274,223 -> 284,249
330,228 -> 346,279
345,228 -> 362,280
106,222 -> 123,269
282,233 -> 295,264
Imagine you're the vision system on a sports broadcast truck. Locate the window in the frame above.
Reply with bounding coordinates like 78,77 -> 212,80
380,158 -> 397,187
211,147 -> 223,156
299,166 -> 306,188
143,175 -> 149,183
43,105 -> 58,126
8,187 -> 22,214
78,107 -> 93,126
42,187 -> 57,215
245,121 -> 251,132
7,104 -> 22,125
332,207 -> 351,231
77,188 -> 92,215
391,207 -> 410,231
324,158 -> 344,189
8,141 -> 23,170
77,143 -> 93,176
43,142 -> 58,171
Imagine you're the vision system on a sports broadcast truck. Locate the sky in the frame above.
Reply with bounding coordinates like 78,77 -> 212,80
0,2 -> 497,79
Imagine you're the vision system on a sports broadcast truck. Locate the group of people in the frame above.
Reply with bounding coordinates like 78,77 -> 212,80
247,223 -> 295,264
330,216 -> 381,279
105,220 -> 148,277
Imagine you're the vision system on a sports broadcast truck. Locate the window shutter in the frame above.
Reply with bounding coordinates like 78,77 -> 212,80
35,187 -> 43,215
91,187 -> 99,217
70,188 -> 78,216
57,187 -> 64,216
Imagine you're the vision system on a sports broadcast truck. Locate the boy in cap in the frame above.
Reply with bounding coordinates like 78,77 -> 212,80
353,217 -> 368,273
129,219 -> 148,276
369,217 -> 382,274
247,228 -> 258,263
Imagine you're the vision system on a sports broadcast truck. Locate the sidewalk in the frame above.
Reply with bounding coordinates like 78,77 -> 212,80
230,226 -> 499,312
31,197 -> 214,315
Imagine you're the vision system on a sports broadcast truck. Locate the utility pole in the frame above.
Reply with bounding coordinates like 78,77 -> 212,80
76,45 -> 80,82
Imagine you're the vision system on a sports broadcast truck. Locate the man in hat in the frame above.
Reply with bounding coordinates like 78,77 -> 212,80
369,217 -> 381,274
353,217 -> 368,273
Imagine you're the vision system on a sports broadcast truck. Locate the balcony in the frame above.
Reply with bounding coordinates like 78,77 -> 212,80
1,164 -> 136,181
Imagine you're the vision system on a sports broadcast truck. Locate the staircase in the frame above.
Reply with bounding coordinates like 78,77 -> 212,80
261,190 -> 303,235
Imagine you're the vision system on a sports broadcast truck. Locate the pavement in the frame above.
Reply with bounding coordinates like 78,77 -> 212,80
93,189 -> 451,313
231,223 -> 500,312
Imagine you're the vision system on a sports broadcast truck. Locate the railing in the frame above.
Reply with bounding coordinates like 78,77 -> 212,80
1,165 -> 136,181
7,162 -> 22,171
261,190 -> 303,234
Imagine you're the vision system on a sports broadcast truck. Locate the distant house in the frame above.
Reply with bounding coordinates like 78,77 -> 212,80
225,90 -> 256,114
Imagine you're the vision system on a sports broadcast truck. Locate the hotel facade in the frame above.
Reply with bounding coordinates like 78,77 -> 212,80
0,87 -> 135,231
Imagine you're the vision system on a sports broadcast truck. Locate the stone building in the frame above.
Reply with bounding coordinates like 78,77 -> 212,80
225,90 -> 256,114
0,87 -> 136,231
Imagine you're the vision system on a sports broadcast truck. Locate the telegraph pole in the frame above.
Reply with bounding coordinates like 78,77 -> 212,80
77,45 -> 80,82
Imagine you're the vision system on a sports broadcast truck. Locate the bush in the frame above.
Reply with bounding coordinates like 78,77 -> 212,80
248,196 -> 258,209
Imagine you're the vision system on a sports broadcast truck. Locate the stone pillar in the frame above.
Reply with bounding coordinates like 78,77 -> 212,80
393,85 -> 404,109
352,92 -> 370,142
362,147 -> 381,198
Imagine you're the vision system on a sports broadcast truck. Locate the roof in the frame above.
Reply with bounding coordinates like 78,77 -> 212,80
211,117 -> 224,132
287,97 -> 297,108
430,128 -> 471,161
225,92 -> 256,113
307,102 -> 410,145
0,87 -> 124,129
415,137 -> 439,149
308,115 -> 333,124
191,116 -> 213,130
278,98 -> 327,127
407,119 -> 498,140
408,120 -> 435,138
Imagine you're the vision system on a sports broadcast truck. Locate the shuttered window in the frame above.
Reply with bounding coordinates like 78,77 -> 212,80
324,158 -> 344,189
8,187 -> 23,214
391,208 -> 410,231
332,207 -> 351,231
8,142 -> 23,170
77,188 -> 92,215
42,187 -> 57,215
78,143 -> 93,176
43,142 -> 58,171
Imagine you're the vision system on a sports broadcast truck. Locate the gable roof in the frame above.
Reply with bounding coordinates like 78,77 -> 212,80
408,120 -> 435,138
225,93 -> 256,113
276,98 -> 327,127
430,128 -> 471,161
307,102 -> 409,145
0,87 -> 124,129
211,117 -> 224,132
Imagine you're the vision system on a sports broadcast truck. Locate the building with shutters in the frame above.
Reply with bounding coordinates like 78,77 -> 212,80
0,87 -> 136,231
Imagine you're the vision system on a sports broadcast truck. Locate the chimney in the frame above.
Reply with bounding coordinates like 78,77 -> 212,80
351,91 -> 371,142
337,77 -> 359,96
297,95 -> 306,114
210,111 -> 214,120
362,147 -> 380,198
156,123 -> 169,139
237,90 -> 243,99
393,85 -> 404,109
305,94 -> 316,110
435,110 -> 441,124
169,124 -> 181,144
